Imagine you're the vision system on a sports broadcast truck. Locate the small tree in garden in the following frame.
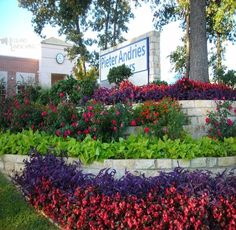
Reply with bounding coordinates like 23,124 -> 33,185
107,64 -> 132,86
206,100 -> 236,140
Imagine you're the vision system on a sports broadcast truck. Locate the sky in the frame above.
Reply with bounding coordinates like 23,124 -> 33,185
0,0 -> 235,83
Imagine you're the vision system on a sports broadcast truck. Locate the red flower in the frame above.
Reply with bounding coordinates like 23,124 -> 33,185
59,92 -> 64,98
205,117 -> 210,124
227,119 -> 233,126
84,129 -> 89,135
144,127 -> 149,133
55,130 -> 61,136
112,120 -> 117,126
41,111 -> 47,117
130,120 -> 136,126
217,129 -> 222,137
24,98 -> 30,105
71,122 -> 78,128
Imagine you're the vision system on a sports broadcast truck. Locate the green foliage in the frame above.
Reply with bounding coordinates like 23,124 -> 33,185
0,130 -> 235,164
92,0 -> 134,49
0,130 -> 67,155
133,98 -> 187,139
151,79 -> 168,86
107,64 -> 132,86
0,172 -> 58,230
213,67 -> 236,88
169,45 -> 186,75
206,100 -> 236,140
71,60 -> 99,100
49,75 -> 81,105
19,0 -> 92,63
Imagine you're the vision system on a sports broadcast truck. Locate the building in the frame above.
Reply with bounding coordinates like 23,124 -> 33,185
0,37 -> 75,97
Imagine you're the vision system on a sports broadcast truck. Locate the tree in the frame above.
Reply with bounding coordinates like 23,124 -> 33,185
91,0 -> 134,50
189,0 -> 209,82
150,0 -> 236,81
150,0 -> 191,77
18,0 -> 92,73
19,0 -> 135,72
207,0 -> 236,74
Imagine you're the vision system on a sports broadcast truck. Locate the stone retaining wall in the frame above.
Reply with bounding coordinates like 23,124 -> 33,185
180,100 -> 236,138
1,154 -> 235,178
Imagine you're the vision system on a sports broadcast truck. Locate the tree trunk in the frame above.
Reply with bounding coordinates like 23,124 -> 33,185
216,32 -> 222,70
185,12 -> 190,78
189,0 -> 209,82
104,1 -> 111,50
76,16 -> 86,73
112,0 -> 118,46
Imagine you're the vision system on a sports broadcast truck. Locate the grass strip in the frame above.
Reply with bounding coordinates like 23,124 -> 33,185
0,172 -> 58,230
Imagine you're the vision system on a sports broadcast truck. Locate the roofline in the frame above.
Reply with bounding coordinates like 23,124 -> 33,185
0,55 -> 39,62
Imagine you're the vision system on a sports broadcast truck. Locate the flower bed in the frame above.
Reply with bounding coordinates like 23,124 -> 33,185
93,78 -> 236,104
14,153 -> 236,230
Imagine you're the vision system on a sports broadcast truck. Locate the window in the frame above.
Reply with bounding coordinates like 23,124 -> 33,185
16,72 -> 35,94
0,71 -> 7,98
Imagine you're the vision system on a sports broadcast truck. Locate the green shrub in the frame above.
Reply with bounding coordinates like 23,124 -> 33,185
107,64 -> 132,86
49,75 -> 81,105
151,79 -> 168,86
133,98 -> 187,139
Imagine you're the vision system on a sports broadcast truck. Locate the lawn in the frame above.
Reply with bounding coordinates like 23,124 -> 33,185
0,172 -> 58,230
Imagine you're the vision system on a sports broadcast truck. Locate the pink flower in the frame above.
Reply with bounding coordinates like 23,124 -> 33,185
227,119 -> 233,126
205,117 -> 210,124
87,106 -> 93,111
144,127 -> 150,133
93,136 -> 97,140
234,109 -> 236,114
130,120 -> 136,126
113,126 -> 117,132
116,111 -> 120,116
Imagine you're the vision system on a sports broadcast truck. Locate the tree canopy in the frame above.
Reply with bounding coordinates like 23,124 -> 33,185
19,0 -> 134,73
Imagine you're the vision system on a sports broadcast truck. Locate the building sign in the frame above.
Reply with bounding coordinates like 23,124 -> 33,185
0,37 -> 40,58
100,37 -> 149,82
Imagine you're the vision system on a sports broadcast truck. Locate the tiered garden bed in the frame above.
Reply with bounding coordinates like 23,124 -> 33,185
1,77 -> 236,229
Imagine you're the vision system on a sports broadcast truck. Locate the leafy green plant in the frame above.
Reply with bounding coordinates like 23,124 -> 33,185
206,100 -> 236,140
0,130 -> 235,164
107,64 -> 132,86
